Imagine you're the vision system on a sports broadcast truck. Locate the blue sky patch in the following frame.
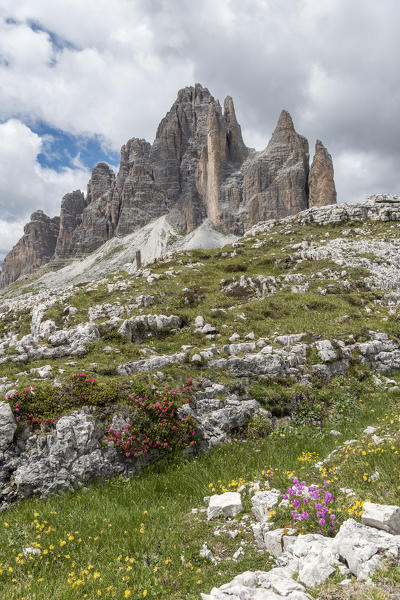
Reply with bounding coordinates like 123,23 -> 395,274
28,20 -> 78,52
31,121 -> 120,173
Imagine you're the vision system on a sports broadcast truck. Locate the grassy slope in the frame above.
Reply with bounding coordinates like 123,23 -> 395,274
0,218 -> 400,598
0,377 -> 399,599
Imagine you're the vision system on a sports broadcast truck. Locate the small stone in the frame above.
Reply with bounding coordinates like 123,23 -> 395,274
23,547 -> 41,557
229,529 -> 239,539
363,426 -> 377,435
194,316 -> 205,328
232,547 -> 244,561
199,543 -> 216,563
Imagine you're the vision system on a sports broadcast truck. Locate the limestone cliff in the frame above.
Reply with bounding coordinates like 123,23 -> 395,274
0,211 -> 60,288
308,140 -> 337,208
54,190 -> 86,258
0,83 -> 337,289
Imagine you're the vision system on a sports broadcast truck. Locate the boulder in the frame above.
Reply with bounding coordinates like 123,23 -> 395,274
207,492 -> 243,520
0,402 -> 17,450
362,502 -> 400,535
118,314 -> 182,342
333,518 -> 400,580
251,489 -> 281,522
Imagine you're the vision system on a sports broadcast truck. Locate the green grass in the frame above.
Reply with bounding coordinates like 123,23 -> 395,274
0,373 -> 399,599
1,218 -> 399,383
1,217 -> 400,598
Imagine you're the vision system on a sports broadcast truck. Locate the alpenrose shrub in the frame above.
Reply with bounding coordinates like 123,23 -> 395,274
6,374 -> 198,455
106,390 -> 197,457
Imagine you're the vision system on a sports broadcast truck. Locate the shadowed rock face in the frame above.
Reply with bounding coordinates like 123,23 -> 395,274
1,83 -> 337,288
55,190 -> 87,258
308,140 -> 337,208
0,211 -> 60,288
242,109 -> 310,230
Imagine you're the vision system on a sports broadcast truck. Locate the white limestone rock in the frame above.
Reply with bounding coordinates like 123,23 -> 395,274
30,365 -> 53,379
23,547 -> 41,557
363,426 -> 377,435
362,502 -> 400,535
118,314 -> 182,341
290,534 -> 338,587
194,316 -> 205,328
315,340 -> 337,363
251,489 -> 281,522
333,518 -> 400,580
207,492 -> 243,521
0,402 -> 17,450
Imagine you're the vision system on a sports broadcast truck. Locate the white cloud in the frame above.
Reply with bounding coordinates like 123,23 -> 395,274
0,119 -> 90,223
0,219 -> 27,263
334,150 -> 400,204
0,9 -> 194,149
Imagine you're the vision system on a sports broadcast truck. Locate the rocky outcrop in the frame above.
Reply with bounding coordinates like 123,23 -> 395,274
61,164 -> 116,256
203,514 -> 400,599
242,110 -> 310,229
54,190 -> 86,257
308,140 -> 337,207
1,83 -> 338,289
0,382 -> 265,506
0,211 -> 59,288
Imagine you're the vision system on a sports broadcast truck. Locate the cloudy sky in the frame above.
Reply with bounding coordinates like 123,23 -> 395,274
0,0 -> 399,260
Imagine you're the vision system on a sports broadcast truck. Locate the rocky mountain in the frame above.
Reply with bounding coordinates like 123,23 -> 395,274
0,84 -> 337,289
0,211 -> 60,289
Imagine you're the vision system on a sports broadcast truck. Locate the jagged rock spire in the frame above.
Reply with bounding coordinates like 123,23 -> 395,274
309,140 -> 337,207
55,190 -> 86,258
275,109 -> 295,131
224,96 -> 248,164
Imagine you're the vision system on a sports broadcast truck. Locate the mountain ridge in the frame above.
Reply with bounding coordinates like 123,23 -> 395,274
0,83 -> 336,289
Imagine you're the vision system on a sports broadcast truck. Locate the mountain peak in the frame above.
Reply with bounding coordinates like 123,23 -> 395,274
0,84 -> 336,289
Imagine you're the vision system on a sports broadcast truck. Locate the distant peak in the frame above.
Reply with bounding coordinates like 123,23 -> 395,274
275,109 -> 294,131
94,162 -> 112,170
176,83 -> 212,104
223,96 -> 238,123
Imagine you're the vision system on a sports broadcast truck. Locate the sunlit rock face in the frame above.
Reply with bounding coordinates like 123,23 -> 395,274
308,140 -> 337,208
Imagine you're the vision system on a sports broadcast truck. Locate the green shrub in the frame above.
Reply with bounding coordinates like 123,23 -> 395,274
225,261 -> 247,273
246,414 -> 272,439
7,373 -> 124,426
